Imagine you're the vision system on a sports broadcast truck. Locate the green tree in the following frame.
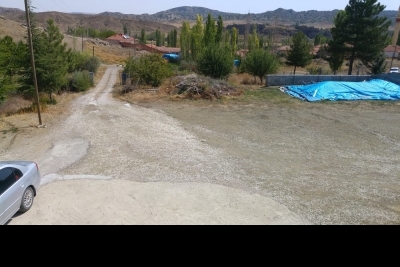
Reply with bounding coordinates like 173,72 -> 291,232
123,24 -> 128,35
191,15 -> 204,61
326,39 -> 346,75
243,48 -> 280,84
156,29 -> 162,47
286,31 -> 312,75
330,0 -> 391,75
216,16 -> 224,44
20,19 -> 70,103
224,30 -> 230,47
204,13 -> 216,46
173,29 -> 178,47
314,34 -> 322,46
180,21 -> 191,60
248,24 -> 260,51
366,52 -> 387,74
0,36 -> 25,102
197,44 -> 233,79
140,29 -> 147,44
230,27 -> 238,56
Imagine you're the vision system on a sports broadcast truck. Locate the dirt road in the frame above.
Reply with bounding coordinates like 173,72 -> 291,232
1,66 -> 310,225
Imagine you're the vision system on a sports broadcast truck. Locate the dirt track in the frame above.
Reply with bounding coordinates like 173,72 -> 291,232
1,65 -> 400,225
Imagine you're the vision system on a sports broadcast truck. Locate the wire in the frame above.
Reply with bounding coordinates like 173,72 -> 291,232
30,0 -> 47,12
51,0 -> 67,12
54,0 -> 74,12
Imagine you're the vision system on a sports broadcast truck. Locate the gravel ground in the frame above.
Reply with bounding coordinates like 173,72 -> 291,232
0,66 -> 310,225
1,65 -> 399,225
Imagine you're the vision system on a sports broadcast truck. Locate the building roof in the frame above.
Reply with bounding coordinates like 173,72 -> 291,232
384,45 -> 400,53
143,44 -> 181,53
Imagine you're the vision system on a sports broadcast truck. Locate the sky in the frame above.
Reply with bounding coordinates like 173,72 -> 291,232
2,0 -> 398,14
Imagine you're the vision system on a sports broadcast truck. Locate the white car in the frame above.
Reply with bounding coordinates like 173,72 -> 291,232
389,67 -> 399,73
0,161 -> 41,225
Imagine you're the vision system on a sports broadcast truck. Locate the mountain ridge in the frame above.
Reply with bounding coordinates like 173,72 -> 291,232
0,6 -> 397,32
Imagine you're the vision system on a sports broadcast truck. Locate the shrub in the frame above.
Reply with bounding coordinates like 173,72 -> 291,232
70,71 -> 93,92
83,56 -> 101,73
196,44 -> 233,79
124,53 -> 172,87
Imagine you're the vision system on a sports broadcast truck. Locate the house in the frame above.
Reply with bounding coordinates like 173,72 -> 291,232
384,45 -> 400,58
106,33 -> 134,45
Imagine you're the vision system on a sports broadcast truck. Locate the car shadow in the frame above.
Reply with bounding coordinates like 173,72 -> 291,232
4,212 -> 26,225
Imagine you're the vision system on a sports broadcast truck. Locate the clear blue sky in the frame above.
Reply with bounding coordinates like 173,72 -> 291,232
2,0 -> 398,14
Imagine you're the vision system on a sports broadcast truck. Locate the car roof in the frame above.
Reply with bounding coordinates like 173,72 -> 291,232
0,161 -> 34,168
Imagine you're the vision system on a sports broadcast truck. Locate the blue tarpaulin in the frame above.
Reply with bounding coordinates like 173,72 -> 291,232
283,79 -> 400,102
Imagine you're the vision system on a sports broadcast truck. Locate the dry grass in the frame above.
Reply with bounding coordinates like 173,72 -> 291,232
0,65 -> 107,131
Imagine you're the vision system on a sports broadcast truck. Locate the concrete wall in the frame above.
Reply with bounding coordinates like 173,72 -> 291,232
266,73 -> 400,87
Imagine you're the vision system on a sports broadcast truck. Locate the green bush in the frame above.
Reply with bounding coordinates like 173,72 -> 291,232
124,53 -> 172,87
196,44 -> 233,79
83,57 -> 101,73
70,71 -> 93,92
69,52 -> 101,74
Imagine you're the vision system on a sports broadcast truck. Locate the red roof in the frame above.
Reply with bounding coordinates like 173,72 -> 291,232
384,45 -> 400,53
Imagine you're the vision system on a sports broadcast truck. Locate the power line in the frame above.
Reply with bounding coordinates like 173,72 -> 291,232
55,0 -> 74,12
51,0 -> 67,12
30,0 -> 47,12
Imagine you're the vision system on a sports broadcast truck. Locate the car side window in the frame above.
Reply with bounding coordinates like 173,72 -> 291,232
0,168 -> 18,196
13,168 -> 23,180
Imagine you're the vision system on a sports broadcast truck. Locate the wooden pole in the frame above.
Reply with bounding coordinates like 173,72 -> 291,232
24,0 -> 42,126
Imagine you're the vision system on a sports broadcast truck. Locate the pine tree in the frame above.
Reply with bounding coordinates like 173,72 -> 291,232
0,36 -> 26,102
286,31 -> 312,75
19,19 -> 70,102
329,0 -> 391,75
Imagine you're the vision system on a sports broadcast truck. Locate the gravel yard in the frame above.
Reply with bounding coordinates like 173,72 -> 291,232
1,66 -> 399,225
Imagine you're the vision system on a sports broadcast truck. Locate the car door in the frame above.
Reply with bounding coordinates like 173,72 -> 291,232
0,168 -> 25,224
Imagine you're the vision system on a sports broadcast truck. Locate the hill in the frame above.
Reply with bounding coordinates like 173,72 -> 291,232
0,8 -> 178,35
1,6 -> 397,32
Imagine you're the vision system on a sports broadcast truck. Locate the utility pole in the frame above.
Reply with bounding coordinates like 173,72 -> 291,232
24,0 -> 42,126
82,33 -> 84,52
